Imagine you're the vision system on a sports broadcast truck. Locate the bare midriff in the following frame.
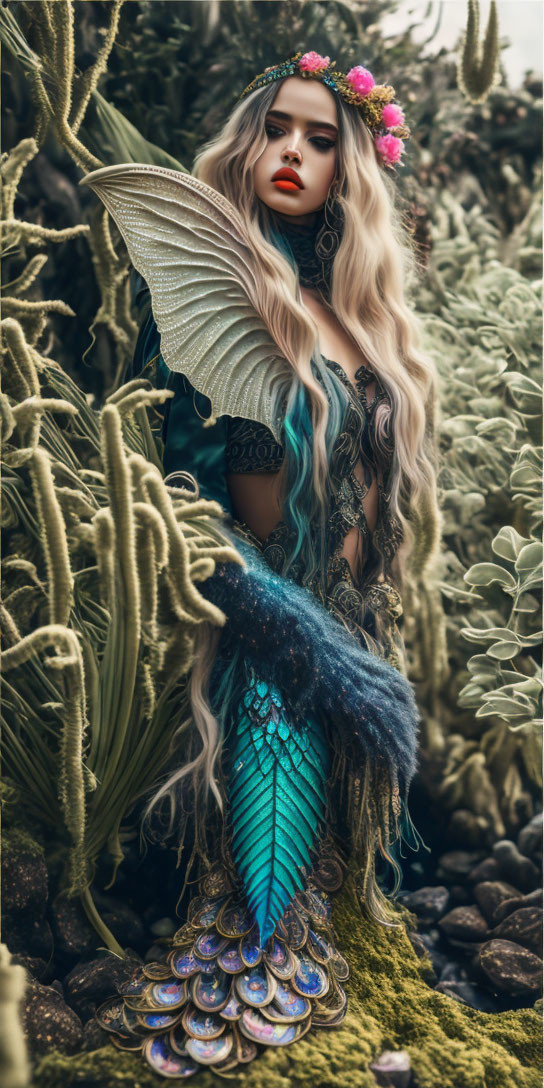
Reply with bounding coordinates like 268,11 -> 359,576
227,288 -> 380,583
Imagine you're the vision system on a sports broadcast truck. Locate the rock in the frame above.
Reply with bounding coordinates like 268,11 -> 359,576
473,881 -> 521,923
1,829 -> 48,919
492,840 -> 540,892
22,978 -> 83,1057
370,1049 -> 412,1088
493,888 -> 543,924
518,813 -> 543,862
144,943 -> 169,964
434,979 -> 500,1012
478,939 -> 543,995
468,857 -> 501,884
81,1017 -> 110,1051
5,917 -> 54,960
92,891 -> 145,948
439,962 -> 468,984
446,809 -> 494,849
10,955 -> 48,982
400,886 -> 450,923
449,885 -> 472,905
150,916 -> 178,938
490,907 -> 543,956
439,905 -> 489,941
50,894 -> 100,957
414,934 -> 449,978
436,850 -> 482,881
64,954 -> 141,1020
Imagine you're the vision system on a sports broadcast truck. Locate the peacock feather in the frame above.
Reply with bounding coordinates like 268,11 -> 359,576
226,672 -> 329,946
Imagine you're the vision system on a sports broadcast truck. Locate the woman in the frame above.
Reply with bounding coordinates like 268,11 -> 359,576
85,50 -> 440,1077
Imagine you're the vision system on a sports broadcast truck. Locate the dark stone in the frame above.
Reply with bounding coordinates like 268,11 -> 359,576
449,885 -> 472,905
400,886 -> 450,923
446,809 -> 494,849
144,943 -> 169,964
468,857 -> 501,884
439,962 -> 468,984
64,954 -> 142,1020
50,894 -> 100,957
492,840 -> 540,892
370,1049 -> 412,1088
439,905 -> 489,941
478,939 -> 543,995
416,934 -> 450,977
22,978 -> 83,1058
493,888 -> 543,924
434,979 -> 500,1012
1,830 -> 48,919
10,955 -> 48,981
5,916 -> 54,960
490,907 -> 543,956
436,850 -> 482,881
473,881 -> 521,923
518,813 -> 543,862
91,891 -> 145,948
81,1017 -> 110,1052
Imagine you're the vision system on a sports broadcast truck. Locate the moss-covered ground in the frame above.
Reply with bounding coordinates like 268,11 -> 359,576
34,876 -> 541,1088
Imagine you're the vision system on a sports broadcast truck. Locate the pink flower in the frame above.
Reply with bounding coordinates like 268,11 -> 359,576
381,102 -> 405,129
375,133 -> 405,166
346,65 -> 375,96
299,52 -> 330,73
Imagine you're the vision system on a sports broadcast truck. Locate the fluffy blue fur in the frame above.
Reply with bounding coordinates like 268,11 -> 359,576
201,532 -> 421,798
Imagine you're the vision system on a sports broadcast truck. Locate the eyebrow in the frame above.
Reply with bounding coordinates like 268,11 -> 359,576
266,109 -> 338,135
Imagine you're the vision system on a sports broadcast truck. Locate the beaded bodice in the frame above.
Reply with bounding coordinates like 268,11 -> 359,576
226,355 -> 405,668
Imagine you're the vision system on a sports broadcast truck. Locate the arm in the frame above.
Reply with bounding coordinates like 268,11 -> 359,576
200,532 -> 420,793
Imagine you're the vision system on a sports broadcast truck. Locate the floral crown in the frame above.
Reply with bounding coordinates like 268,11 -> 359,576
239,50 -> 410,169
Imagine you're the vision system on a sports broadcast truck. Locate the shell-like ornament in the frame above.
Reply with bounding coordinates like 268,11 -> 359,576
306,928 -> 332,964
201,868 -> 233,898
240,927 -> 262,967
264,938 -> 298,980
117,969 -> 147,996
275,907 -> 308,950
144,1034 -> 198,1078
190,896 -> 229,929
233,1025 -> 258,1063
143,962 -> 173,981
169,949 -> 213,978
190,968 -> 230,1012
111,1034 -> 143,1052
216,901 -> 251,938
194,929 -> 228,960
296,887 -> 330,923
235,965 -> 277,1008
292,952 -> 329,998
219,983 -> 244,1021
239,1007 -> 303,1046
182,1006 -> 225,1040
218,944 -> 244,974
146,979 -> 188,1011
96,997 -> 130,1035
330,949 -> 350,982
185,1033 -> 234,1065
169,1024 -> 189,1055
262,980 -> 311,1022
137,1011 -> 181,1031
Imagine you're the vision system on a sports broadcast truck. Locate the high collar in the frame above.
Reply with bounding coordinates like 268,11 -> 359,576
269,209 -> 332,302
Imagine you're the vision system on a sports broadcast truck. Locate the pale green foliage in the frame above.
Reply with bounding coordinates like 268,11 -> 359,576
415,182 -> 542,834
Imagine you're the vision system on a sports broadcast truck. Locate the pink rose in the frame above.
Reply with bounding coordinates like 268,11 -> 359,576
299,52 -> 330,73
375,133 -> 405,166
381,103 -> 405,129
346,65 -> 375,96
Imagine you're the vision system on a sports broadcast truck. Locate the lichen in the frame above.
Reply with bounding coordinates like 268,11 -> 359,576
33,877 -> 541,1088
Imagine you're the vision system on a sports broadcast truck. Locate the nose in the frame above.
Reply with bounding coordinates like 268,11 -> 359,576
281,142 -> 302,165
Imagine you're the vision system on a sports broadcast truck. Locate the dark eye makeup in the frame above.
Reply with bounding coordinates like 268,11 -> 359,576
264,123 -> 335,152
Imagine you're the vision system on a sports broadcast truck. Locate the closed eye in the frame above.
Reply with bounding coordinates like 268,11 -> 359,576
264,124 -> 335,152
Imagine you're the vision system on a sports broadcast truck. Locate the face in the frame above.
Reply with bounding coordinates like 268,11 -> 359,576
253,76 -> 338,225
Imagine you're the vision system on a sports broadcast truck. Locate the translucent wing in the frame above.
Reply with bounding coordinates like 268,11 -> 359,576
80,164 -> 291,441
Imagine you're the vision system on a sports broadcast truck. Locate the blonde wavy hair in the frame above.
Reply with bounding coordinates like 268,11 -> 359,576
192,76 -> 439,593
145,77 -> 440,921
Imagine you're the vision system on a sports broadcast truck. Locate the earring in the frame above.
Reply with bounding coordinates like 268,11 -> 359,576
315,182 -> 343,263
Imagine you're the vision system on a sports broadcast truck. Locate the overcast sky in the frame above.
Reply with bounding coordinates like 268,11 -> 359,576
380,1 -> 542,89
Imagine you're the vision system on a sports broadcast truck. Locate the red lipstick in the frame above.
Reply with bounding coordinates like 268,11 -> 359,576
271,167 -> 304,191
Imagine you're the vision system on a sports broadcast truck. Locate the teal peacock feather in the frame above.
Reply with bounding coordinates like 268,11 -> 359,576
226,672 -> 329,946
